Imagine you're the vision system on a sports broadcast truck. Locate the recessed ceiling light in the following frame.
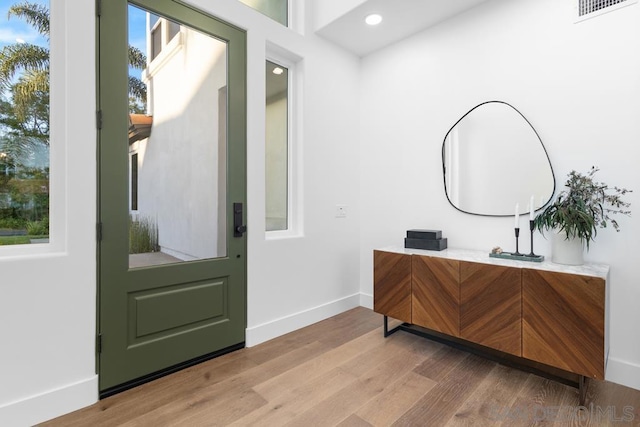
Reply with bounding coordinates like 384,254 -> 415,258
365,14 -> 382,26
272,67 -> 284,75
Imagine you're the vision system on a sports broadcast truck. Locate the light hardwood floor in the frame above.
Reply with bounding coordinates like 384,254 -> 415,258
42,307 -> 640,426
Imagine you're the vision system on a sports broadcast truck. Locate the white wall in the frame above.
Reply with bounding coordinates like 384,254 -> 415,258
1,0 -> 362,424
359,0 -> 640,390
0,0 -> 98,425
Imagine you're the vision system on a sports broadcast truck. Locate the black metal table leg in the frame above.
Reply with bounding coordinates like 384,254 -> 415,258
383,316 -> 391,337
383,315 -> 402,337
579,375 -> 587,406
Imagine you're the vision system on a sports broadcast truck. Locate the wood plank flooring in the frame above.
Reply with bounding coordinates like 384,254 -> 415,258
41,307 -> 640,426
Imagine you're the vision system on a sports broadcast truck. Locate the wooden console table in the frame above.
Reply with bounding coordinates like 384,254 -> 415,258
373,247 -> 609,405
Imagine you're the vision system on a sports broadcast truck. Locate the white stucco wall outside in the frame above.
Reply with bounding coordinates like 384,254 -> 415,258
136,25 -> 227,260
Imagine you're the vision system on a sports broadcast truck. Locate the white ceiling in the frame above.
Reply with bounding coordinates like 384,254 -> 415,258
315,0 -> 492,57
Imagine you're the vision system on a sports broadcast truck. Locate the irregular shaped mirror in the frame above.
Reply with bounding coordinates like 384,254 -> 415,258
442,101 -> 555,216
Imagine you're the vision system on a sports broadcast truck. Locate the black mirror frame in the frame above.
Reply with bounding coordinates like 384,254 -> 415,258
441,100 -> 556,217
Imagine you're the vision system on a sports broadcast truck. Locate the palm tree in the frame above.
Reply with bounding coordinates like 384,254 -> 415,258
127,44 -> 147,105
0,2 -> 49,124
0,1 -> 147,125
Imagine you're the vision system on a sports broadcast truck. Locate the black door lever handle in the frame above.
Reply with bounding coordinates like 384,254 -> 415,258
233,203 -> 246,237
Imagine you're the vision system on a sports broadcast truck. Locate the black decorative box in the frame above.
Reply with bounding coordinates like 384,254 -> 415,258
405,237 -> 448,251
406,229 -> 442,240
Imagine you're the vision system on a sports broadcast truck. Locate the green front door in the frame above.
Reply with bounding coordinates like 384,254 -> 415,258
98,0 -> 246,393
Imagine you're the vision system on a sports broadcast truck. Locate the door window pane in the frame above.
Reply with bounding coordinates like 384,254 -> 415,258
0,0 -> 50,246
265,60 -> 288,232
128,4 -> 228,268
238,0 -> 287,26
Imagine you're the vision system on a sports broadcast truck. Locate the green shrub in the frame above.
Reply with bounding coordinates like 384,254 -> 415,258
0,217 -> 26,230
129,215 -> 159,254
26,219 -> 48,236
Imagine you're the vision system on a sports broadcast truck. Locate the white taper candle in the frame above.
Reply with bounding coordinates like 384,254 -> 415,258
529,195 -> 535,220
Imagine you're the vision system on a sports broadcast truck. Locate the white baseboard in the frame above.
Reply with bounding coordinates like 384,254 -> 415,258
0,375 -> 98,427
245,293 -> 361,347
360,292 -> 373,309
606,356 -> 640,391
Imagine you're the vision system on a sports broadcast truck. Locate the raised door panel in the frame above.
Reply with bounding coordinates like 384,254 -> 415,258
459,261 -> 522,356
412,256 -> 460,336
522,269 -> 605,379
373,251 -> 412,323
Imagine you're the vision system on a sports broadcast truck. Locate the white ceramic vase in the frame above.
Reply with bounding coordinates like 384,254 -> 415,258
551,229 -> 584,265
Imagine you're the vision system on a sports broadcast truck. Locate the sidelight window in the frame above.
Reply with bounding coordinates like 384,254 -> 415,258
265,59 -> 290,232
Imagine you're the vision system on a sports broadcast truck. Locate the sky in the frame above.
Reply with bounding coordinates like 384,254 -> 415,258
0,0 -> 49,51
128,4 -> 148,57
0,1 -> 149,69
128,4 -> 148,79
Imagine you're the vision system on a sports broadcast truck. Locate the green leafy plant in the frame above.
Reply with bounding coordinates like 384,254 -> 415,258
534,167 -> 631,249
129,215 -> 159,254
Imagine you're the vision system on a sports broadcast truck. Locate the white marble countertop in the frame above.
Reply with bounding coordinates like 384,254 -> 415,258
377,246 -> 609,280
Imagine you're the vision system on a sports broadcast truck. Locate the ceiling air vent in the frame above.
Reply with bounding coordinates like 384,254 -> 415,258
576,0 -> 638,21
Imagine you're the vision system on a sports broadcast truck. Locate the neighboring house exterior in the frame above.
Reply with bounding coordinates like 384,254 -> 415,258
129,15 -> 227,261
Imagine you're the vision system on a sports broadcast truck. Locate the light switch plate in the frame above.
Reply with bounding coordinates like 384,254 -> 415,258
335,205 -> 347,218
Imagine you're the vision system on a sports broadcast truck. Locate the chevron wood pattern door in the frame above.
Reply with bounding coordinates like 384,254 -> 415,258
459,262 -> 522,356
412,256 -> 460,336
373,251 -> 412,323
522,269 -> 606,379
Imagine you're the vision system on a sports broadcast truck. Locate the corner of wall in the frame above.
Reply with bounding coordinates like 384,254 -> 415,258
359,292 -> 373,309
312,0 -> 368,32
606,357 -> 640,391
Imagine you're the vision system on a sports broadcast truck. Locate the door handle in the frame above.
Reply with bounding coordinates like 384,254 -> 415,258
233,202 -> 247,237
